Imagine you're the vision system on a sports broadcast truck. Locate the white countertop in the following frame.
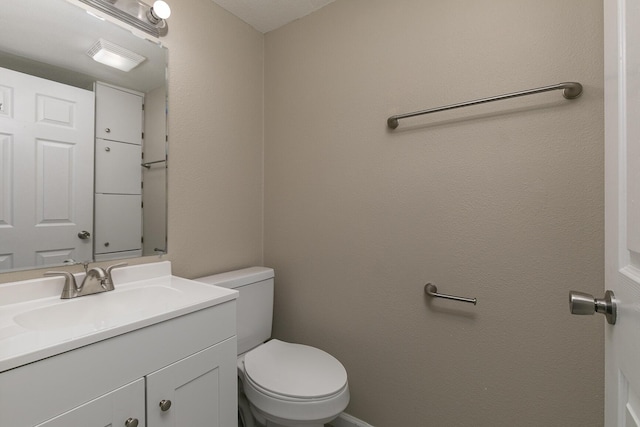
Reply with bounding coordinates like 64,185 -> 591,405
0,261 -> 237,373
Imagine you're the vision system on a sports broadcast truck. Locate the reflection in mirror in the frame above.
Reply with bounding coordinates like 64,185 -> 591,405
0,0 -> 167,272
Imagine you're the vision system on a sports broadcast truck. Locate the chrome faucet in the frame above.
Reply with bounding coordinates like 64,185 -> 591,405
45,261 -> 128,299
79,266 -> 109,295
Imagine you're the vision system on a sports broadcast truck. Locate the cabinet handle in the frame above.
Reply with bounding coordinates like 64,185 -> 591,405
104,242 -> 110,247
105,128 -> 111,133
159,399 -> 172,411
125,418 -> 139,427
105,146 -> 111,152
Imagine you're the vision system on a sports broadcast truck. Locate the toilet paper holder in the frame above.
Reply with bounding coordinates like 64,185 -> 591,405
424,283 -> 477,305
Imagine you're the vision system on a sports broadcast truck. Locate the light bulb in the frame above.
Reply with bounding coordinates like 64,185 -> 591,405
152,1 -> 171,19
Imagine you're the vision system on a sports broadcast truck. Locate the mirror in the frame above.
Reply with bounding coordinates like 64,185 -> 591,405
0,0 -> 168,272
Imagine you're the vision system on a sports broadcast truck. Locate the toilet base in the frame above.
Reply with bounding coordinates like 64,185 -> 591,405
238,383 -> 336,427
249,401 -> 336,427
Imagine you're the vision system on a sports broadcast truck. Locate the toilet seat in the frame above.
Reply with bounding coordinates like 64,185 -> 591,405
243,339 -> 348,400
240,339 -> 350,426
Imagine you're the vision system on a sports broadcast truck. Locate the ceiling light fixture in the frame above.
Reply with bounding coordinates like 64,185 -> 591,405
87,39 -> 147,72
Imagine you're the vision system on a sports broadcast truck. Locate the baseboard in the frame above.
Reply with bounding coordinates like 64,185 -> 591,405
330,412 -> 374,427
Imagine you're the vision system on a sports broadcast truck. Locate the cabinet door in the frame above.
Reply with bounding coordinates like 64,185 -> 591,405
35,378 -> 145,427
146,338 -> 238,427
95,83 -> 143,145
95,139 -> 142,195
94,194 -> 141,254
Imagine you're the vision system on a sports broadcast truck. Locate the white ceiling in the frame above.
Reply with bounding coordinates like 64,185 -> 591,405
209,0 -> 337,33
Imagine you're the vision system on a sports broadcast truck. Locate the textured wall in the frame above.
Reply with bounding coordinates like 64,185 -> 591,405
264,0 -> 604,425
162,0 -> 264,278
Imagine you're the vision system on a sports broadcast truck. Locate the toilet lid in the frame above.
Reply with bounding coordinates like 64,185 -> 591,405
243,339 -> 348,399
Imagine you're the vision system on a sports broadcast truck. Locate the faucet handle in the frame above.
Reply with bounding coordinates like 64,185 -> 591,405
104,262 -> 128,291
45,271 -> 78,299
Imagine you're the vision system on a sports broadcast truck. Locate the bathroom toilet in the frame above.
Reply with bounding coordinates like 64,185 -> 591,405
194,267 -> 349,427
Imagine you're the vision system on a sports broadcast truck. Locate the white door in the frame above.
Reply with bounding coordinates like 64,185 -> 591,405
604,0 -> 640,425
0,67 -> 94,270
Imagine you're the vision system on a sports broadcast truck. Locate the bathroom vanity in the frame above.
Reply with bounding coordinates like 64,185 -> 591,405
0,262 -> 238,426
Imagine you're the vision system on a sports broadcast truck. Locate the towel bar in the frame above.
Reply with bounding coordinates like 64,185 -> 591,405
388,82 -> 583,129
424,283 -> 477,305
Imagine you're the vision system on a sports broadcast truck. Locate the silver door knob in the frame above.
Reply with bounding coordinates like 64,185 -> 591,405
569,290 -> 616,325
159,399 -> 172,411
125,418 -> 139,427
77,230 -> 91,240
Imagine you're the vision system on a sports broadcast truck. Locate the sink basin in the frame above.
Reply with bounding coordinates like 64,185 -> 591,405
13,286 -> 181,331
0,261 -> 238,373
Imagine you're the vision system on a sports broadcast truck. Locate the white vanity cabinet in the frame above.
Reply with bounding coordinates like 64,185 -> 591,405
0,300 -> 238,427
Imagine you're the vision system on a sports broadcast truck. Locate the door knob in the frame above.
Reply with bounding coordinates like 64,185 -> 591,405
569,290 -> 616,325
77,230 -> 91,240
159,399 -> 172,411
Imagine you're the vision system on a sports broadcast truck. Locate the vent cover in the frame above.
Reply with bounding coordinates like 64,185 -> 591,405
87,39 -> 146,72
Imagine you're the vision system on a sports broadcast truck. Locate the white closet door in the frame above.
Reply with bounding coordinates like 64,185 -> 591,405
95,139 -> 142,195
94,194 -> 142,254
0,67 -> 94,269
95,83 -> 143,145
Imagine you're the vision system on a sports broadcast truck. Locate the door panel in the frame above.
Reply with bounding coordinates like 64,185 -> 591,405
95,139 -> 142,195
94,194 -> 142,254
95,83 -> 143,145
35,378 -> 145,427
146,339 -> 237,427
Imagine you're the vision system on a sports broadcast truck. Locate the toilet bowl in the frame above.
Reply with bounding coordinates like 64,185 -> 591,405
239,339 -> 349,427
194,267 -> 349,427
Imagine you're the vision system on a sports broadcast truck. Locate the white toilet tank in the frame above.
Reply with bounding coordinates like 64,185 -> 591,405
194,267 -> 274,355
